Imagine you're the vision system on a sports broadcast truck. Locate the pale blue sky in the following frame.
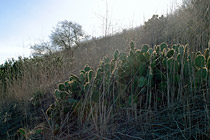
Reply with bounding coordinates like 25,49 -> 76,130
0,0 -> 182,64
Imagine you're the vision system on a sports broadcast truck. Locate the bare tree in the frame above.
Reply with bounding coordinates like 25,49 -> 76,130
50,20 -> 86,58
30,41 -> 55,57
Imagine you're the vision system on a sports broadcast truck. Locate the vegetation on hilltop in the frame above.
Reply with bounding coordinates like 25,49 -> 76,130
7,42 -> 210,139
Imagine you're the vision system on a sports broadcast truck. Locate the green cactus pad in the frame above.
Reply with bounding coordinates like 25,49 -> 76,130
136,51 -> 146,62
138,62 -> 147,76
18,128 -> 26,136
80,70 -> 86,75
79,72 -> 86,83
196,67 -> 207,80
148,48 -> 153,54
55,89 -> 66,99
88,70 -> 94,81
155,45 -> 160,54
160,43 -> 168,51
141,44 -> 149,53
110,60 -> 115,71
195,55 -> 205,68
144,52 -> 151,60
204,48 -> 209,59
68,98 -> 78,104
69,80 -> 80,92
162,58 -> 167,67
167,57 -> 174,66
58,83 -> 65,91
84,65 -> 91,72
69,74 -> 80,82
138,76 -> 146,88
167,58 -> 179,72
130,41 -> 135,50
119,53 -> 127,61
104,63 -> 111,73
177,53 -> 181,63
104,56 -> 110,63
184,45 -> 188,56
64,81 -> 70,89
167,49 -> 175,58
114,50 -> 120,61
179,45 -> 184,55
172,44 -> 179,53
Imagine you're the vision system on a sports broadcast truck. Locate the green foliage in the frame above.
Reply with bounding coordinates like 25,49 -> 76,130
138,76 -> 146,87
114,50 -> 120,60
58,83 -> 66,91
196,67 -> 207,81
46,42 -> 210,136
0,102 -> 33,140
160,42 -> 168,51
130,41 -> 135,50
84,65 -> 91,72
29,91 -> 44,107
195,55 -> 205,68
204,48 -> 209,59
141,44 -> 149,52
179,45 -> 184,55
17,128 -> 26,136
0,58 -> 24,97
167,49 -> 175,58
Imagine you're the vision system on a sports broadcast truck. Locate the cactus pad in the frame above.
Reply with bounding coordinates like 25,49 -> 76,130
195,55 -> 205,68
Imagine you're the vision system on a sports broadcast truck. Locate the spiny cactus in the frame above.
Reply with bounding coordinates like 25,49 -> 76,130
160,42 -> 168,51
69,74 -> 80,82
179,45 -> 184,55
84,65 -> 91,72
148,48 -> 153,54
195,55 -> 205,68
155,45 -> 160,55
114,50 -> 120,61
88,70 -> 94,82
55,89 -> 68,100
130,41 -> 135,50
138,76 -> 146,88
119,53 -> 127,61
196,67 -> 207,80
167,49 -> 175,58
141,44 -> 149,53
46,42 -> 210,134
58,83 -> 65,91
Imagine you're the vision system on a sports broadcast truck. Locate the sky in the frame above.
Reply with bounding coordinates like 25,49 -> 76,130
0,0 -> 182,64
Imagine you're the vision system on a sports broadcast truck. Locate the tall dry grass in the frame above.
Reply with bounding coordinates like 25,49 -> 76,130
41,43 -> 210,140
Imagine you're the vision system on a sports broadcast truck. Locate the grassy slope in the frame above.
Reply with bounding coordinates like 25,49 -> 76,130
42,42 -> 210,139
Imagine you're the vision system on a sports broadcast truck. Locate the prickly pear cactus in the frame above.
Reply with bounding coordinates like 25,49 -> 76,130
195,55 -> 205,68
46,42 -> 210,134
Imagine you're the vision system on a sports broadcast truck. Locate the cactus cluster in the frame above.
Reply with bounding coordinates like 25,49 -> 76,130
46,65 -> 93,126
46,42 -> 210,133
